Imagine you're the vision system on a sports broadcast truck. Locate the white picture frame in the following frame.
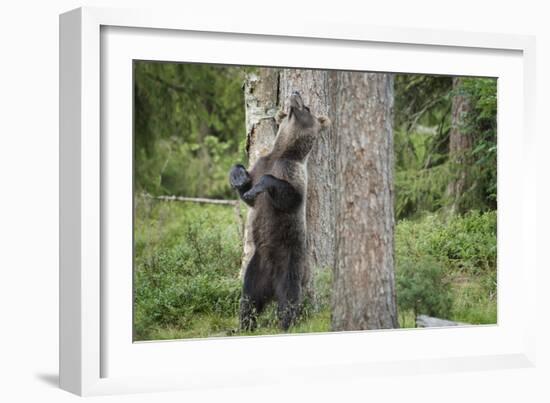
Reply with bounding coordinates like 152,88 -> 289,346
59,6 -> 537,396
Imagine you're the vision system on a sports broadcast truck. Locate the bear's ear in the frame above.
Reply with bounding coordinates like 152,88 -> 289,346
275,109 -> 287,124
317,115 -> 331,129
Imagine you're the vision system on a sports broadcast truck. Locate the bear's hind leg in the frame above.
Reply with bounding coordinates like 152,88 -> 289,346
240,252 -> 269,331
276,265 -> 302,331
239,295 -> 264,331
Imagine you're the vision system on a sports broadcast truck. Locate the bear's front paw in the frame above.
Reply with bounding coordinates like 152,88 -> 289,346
229,164 -> 251,189
242,189 -> 256,203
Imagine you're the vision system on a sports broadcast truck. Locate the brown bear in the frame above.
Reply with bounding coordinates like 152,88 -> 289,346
229,91 -> 330,331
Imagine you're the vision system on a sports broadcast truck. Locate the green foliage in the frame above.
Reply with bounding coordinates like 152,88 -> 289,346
312,268 -> 333,312
428,211 -> 497,272
447,269 -> 497,324
134,199 -> 497,339
394,75 -> 452,130
396,256 -> 453,319
134,62 -> 249,198
456,78 -> 498,209
393,75 -> 497,219
394,158 -> 450,219
135,67 -> 497,213
397,211 -> 497,274
134,198 -> 333,340
394,74 -> 453,219
133,198 -> 243,339
395,211 -> 497,326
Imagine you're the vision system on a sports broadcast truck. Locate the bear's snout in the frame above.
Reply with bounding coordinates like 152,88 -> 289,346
290,91 -> 304,110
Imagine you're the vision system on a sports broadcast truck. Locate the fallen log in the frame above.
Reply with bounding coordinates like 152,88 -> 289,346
146,193 -> 239,206
416,315 -> 469,328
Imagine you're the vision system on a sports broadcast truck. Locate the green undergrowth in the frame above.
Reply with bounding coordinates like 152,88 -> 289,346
134,199 -> 497,341
396,210 -> 497,326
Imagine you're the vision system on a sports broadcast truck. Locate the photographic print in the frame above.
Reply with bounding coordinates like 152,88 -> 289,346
133,62 -> 497,341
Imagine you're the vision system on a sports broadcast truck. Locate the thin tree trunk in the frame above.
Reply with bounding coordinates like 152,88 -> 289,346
240,69 -> 280,277
331,72 -> 398,331
278,69 -> 336,299
446,77 -> 473,214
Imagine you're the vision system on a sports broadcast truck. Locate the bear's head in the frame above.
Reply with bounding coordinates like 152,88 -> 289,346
272,91 -> 331,161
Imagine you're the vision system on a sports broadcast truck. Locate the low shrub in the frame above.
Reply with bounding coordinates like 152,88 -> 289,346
396,210 -> 496,274
396,256 -> 453,321
395,210 -> 497,325
134,200 -> 242,340
134,198 -> 497,338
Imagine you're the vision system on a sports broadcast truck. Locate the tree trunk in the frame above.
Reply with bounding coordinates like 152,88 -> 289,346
278,69 -> 337,298
240,69 -> 280,276
446,77 -> 473,214
331,72 -> 398,331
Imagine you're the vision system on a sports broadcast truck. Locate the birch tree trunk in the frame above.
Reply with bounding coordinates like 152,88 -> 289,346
331,72 -> 398,331
240,69 -> 280,276
278,69 -> 337,297
446,77 -> 473,214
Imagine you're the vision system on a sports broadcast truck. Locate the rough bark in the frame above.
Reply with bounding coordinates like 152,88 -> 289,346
446,77 -> 473,214
241,69 -> 280,276
278,69 -> 337,297
331,72 -> 398,331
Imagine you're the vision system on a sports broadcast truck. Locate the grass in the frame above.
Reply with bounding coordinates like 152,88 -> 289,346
446,270 -> 497,324
143,309 -> 332,341
134,197 -> 497,341
395,210 -> 497,326
397,271 -> 497,328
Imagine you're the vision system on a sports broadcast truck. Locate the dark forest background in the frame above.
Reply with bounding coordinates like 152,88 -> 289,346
133,62 -> 497,340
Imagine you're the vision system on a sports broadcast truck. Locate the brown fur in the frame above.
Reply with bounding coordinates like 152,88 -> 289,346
229,92 -> 330,330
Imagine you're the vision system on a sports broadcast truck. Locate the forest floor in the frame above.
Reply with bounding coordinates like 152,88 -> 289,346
134,198 -> 497,341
